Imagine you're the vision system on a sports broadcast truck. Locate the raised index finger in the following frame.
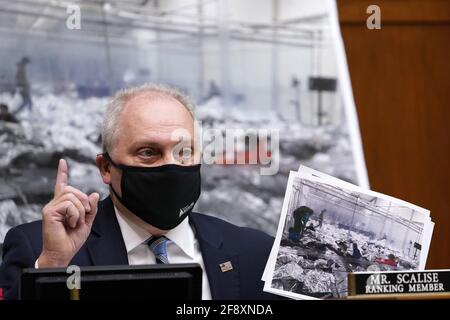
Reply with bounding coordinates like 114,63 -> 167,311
54,158 -> 68,197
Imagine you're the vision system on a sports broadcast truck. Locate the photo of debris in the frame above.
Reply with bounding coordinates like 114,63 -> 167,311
265,170 -> 432,299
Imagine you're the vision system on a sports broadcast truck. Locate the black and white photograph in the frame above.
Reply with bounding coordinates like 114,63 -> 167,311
264,169 -> 433,299
0,0 -> 448,304
0,0 -> 368,252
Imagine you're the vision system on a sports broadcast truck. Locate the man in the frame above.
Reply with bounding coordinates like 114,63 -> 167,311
0,103 -> 19,123
288,227 -> 300,243
290,75 -> 301,121
318,209 -> 326,229
204,80 -> 221,101
0,84 -> 276,300
292,205 -> 314,238
14,57 -> 33,115
351,242 -> 362,259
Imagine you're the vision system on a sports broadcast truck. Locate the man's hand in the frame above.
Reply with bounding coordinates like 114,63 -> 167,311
38,159 -> 100,268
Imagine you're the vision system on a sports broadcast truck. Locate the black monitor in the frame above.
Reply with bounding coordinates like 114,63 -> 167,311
20,263 -> 202,300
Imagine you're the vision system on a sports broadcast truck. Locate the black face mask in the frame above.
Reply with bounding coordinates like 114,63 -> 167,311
104,153 -> 201,230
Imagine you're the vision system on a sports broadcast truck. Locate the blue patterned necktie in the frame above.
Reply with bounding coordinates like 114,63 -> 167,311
147,236 -> 170,264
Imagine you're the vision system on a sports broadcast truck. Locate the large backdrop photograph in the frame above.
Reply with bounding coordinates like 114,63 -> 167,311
0,0 -> 368,262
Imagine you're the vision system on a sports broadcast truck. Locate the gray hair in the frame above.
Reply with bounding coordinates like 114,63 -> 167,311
101,83 -> 195,154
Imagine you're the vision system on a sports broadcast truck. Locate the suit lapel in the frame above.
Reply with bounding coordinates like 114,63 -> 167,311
86,196 -> 129,266
190,213 -> 240,299
83,201 -> 241,298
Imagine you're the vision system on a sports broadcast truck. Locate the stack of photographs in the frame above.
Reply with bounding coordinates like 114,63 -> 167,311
262,166 -> 434,299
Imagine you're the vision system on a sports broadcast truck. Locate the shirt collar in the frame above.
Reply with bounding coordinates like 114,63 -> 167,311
114,206 -> 195,259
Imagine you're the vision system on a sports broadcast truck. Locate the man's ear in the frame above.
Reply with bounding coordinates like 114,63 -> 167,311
96,154 -> 111,184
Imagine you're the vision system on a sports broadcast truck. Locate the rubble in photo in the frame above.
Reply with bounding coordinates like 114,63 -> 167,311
266,172 -> 432,299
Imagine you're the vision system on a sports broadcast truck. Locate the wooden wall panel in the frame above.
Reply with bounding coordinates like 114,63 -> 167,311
337,0 -> 450,268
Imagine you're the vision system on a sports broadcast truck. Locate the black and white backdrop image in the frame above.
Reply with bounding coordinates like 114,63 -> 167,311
0,0 -> 368,262
265,171 -> 432,299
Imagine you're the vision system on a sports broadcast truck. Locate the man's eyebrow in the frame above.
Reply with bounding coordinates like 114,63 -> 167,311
129,141 -> 163,150
128,137 -> 195,150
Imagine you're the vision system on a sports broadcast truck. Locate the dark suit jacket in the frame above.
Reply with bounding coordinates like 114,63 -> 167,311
0,197 -> 276,300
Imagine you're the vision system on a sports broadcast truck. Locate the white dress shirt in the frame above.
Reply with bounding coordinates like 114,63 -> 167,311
114,207 -> 212,300
36,207 -> 212,300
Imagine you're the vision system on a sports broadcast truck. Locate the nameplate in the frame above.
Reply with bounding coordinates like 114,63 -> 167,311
348,269 -> 450,299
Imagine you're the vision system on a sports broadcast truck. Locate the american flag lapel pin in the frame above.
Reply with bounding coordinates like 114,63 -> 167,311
219,261 -> 233,273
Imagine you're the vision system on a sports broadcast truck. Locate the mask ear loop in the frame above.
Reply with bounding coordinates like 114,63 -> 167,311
102,152 -> 127,205
103,152 -> 120,169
